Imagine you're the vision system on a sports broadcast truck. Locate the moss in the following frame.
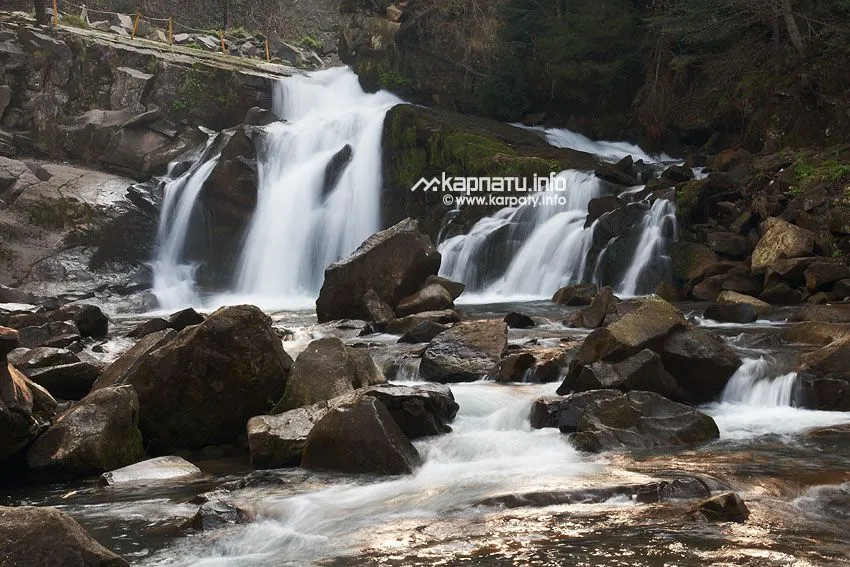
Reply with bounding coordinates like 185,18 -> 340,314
675,181 -> 701,224
301,35 -> 323,50
60,13 -> 88,29
790,157 -> 850,194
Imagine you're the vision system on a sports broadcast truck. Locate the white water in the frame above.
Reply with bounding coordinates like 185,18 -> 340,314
705,357 -> 850,440
521,125 -> 673,164
150,67 -> 399,311
439,168 -> 678,301
232,68 -> 400,309
617,198 -> 676,296
143,382 -> 609,566
151,143 -> 220,309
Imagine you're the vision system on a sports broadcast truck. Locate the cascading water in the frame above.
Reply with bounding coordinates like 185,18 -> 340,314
439,145 -> 678,301
151,140 -> 220,309
232,67 -> 400,308
150,67 -> 399,310
719,357 -> 799,407
440,171 -> 605,299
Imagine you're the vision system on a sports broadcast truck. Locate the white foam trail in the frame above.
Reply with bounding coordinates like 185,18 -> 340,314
520,124 -> 673,163
232,67 -> 400,309
141,383 -> 602,566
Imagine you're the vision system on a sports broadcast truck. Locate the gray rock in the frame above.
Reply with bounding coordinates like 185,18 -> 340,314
100,455 -> 201,486
419,319 -> 507,382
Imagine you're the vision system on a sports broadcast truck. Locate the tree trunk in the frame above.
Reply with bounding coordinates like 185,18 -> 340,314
780,0 -> 805,55
34,0 -> 48,25
222,0 -> 228,30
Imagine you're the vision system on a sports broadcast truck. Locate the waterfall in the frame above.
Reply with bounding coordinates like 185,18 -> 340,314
438,148 -> 678,301
618,198 -> 677,296
151,140 -> 220,309
232,67 -> 400,308
527,125 -> 672,163
150,67 -> 400,310
719,357 -> 799,407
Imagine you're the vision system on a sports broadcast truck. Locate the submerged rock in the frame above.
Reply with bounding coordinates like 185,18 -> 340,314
691,492 -> 750,522
0,505 -> 129,566
115,305 -> 292,452
419,319 -> 508,382
274,337 -> 383,412
302,396 -> 421,475
27,385 -> 145,476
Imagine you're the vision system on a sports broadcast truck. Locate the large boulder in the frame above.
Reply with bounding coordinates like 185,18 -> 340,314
301,396 -> 421,475
250,383 -> 457,468
1,327 -> 55,462
0,506 -> 129,566
73,304 -> 109,339
567,390 -> 720,452
316,218 -> 441,322
248,402 -> 333,468
552,283 -> 598,306
691,492 -> 750,523
805,262 -> 850,292
566,286 -> 616,329
703,303 -> 757,324
23,360 -> 101,401
395,283 -> 454,317
91,329 -> 176,391
115,305 -> 292,452
27,385 -> 145,476
419,320 -> 508,382
274,338 -> 383,412
659,328 -> 742,403
751,218 -> 815,274
573,349 -> 682,400
361,383 -> 459,438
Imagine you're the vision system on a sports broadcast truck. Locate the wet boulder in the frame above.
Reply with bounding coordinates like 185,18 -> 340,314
529,390 -> 622,431
27,385 -> 144,476
0,506 -> 129,567
586,195 -> 622,226
751,218 -> 814,274
395,283 -> 454,317
800,336 -> 850,382
568,390 -> 720,452
716,291 -> 772,316
24,359 -> 102,401
659,328 -> 742,403
166,307 -> 206,331
116,305 -> 292,452
424,275 -> 465,300
126,317 -> 170,339
691,492 -> 750,522
759,282 -> 804,305
91,329 -> 176,391
385,309 -> 460,335
573,349 -> 682,400
248,402 -> 333,468
301,396 -> 421,475
362,383 -> 459,438
397,320 -> 449,343
101,455 -> 201,486
316,218 -> 441,322
559,298 -> 688,390
794,373 -> 850,411
671,241 -> 718,284
495,352 -> 536,382
73,304 -> 108,339
703,303 -> 757,324
274,337 -> 383,412
566,286 -> 616,329
419,319 -> 508,382
552,283 -> 598,306
1,328 -> 55,462
363,287 -> 395,326
504,312 -> 535,329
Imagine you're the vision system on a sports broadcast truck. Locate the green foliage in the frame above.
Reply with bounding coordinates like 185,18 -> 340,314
60,13 -> 89,29
300,35 -> 323,50
378,70 -> 412,92
501,0 -> 643,110
471,61 -> 529,121
793,159 -> 850,192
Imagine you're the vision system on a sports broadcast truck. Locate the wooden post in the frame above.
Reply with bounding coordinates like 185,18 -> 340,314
265,37 -> 270,62
131,11 -> 141,39
52,0 -> 59,29
168,17 -> 173,45
219,30 -> 226,54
